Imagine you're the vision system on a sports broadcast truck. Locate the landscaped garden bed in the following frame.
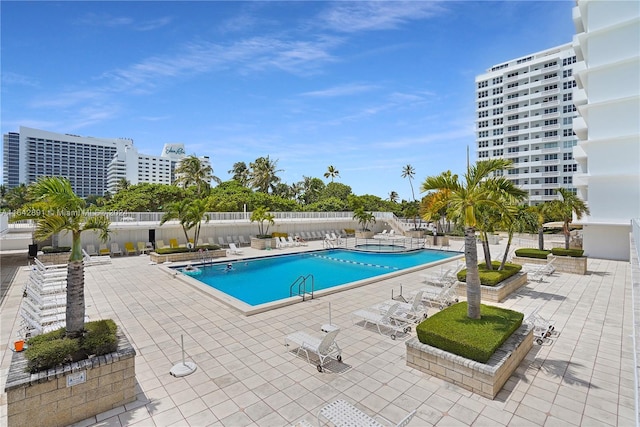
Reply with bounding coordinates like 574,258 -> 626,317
513,248 -> 587,275
406,302 -> 532,399
150,247 -> 226,263
454,261 -> 527,302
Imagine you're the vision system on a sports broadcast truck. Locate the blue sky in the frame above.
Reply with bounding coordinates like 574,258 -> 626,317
1,1 -> 576,201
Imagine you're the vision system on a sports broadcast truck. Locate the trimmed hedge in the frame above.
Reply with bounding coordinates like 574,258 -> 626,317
41,246 -> 71,254
514,248 -> 551,259
551,248 -> 584,257
155,244 -> 220,254
24,319 -> 119,373
415,302 -> 524,363
456,262 -> 522,287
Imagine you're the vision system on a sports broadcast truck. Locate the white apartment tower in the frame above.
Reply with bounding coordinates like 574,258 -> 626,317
571,0 -> 640,261
475,44 -> 580,205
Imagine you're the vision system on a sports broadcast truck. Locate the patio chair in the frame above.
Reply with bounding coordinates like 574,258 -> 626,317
83,249 -> 112,266
351,303 -> 412,340
521,258 -> 556,282
218,237 -> 228,248
86,244 -> 98,256
137,241 -> 149,254
156,240 -> 167,250
524,305 -> 557,344
416,280 -> 459,310
227,243 -> 244,255
238,236 -> 249,246
110,243 -> 123,256
99,244 -> 111,256
124,242 -> 136,255
169,238 -> 182,249
317,399 -> 416,427
284,328 -> 342,372
371,290 -> 427,323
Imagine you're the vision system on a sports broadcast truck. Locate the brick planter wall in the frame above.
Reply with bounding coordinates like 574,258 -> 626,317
406,323 -> 532,399
456,273 -> 528,303
38,253 -> 71,265
150,249 -> 226,263
512,254 -> 587,275
5,330 -> 136,427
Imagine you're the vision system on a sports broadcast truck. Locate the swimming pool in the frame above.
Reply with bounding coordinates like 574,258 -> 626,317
173,249 -> 460,313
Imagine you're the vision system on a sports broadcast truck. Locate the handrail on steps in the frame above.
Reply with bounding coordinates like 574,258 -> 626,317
289,274 -> 315,301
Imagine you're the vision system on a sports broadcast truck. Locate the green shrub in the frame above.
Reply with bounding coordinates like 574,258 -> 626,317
25,338 -> 80,373
456,262 -> 522,287
41,246 -> 71,254
514,248 -> 551,259
551,248 -> 584,257
156,245 -> 220,254
415,302 -> 524,363
24,319 -> 119,373
82,319 -> 118,355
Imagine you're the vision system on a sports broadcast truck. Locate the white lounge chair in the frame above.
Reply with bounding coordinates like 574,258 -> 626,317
227,243 -> 244,255
521,258 -> 556,282
238,236 -> 249,246
284,328 -> 342,372
351,303 -> 412,340
318,399 -> 416,427
82,249 -> 112,266
218,237 -> 228,248
137,241 -> 149,254
371,291 -> 427,323
86,244 -> 98,256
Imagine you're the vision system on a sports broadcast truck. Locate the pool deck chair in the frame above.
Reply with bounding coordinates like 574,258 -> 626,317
83,249 -> 112,266
99,244 -> 111,256
371,290 -> 427,323
110,242 -> 123,256
351,303 -> 412,340
124,242 -> 136,255
521,259 -> 556,282
227,243 -> 244,255
86,244 -> 98,256
137,241 -> 149,254
318,399 -> 416,427
284,328 -> 342,372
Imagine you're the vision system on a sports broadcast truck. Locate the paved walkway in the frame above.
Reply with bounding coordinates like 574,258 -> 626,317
0,239 -> 635,426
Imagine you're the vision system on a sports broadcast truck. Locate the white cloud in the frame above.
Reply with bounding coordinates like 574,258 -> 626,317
1,72 -> 39,87
319,1 -> 447,33
300,83 -> 378,98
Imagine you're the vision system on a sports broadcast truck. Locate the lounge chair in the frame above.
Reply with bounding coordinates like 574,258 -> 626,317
524,305 -> 557,345
24,286 -> 66,310
99,244 -> 111,256
278,236 -> 291,248
287,236 -> 300,247
124,242 -> 136,255
371,291 -> 427,323
284,328 -> 342,372
218,237 -> 228,248
110,243 -> 123,256
318,399 -> 416,427
238,236 -> 249,246
227,243 -> 244,255
86,244 -> 98,256
351,303 -> 412,340
137,241 -> 149,254
82,249 -> 112,266
169,238 -> 182,249
208,237 -> 216,246
156,240 -> 167,250
414,280 -> 459,310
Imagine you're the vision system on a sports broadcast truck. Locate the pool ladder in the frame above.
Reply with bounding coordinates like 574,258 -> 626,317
290,274 -> 315,301
199,249 -> 213,266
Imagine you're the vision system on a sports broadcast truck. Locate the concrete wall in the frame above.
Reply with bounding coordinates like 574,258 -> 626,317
583,223 -> 631,261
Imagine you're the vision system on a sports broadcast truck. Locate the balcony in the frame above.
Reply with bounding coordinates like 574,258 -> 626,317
573,116 -> 587,140
542,124 -> 560,130
542,135 -> 559,142
542,171 -> 559,177
573,172 -> 589,187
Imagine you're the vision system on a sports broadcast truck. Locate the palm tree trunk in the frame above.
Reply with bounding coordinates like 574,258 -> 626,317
564,226 -> 571,250
538,227 -> 545,250
500,233 -> 513,271
481,232 -> 493,270
66,260 -> 85,338
464,226 -> 481,319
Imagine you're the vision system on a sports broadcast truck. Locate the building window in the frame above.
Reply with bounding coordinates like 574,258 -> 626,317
544,61 -> 558,68
563,117 -> 573,125
563,152 -> 573,161
493,87 -> 503,95
544,177 -> 558,184
478,110 -> 489,118
478,100 -> 489,108
544,107 -> 558,114
478,140 -> 489,148
493,97 -> 503,105
544,165 -> 558,172
563,176 -> 573,184
507,136 -> 519,142
493,107 -> 503,115
478,131 -> 489,138
493,149 -> 504,156
493,129 -> 503,136
478,120 -> 489,128
562,56 -> 577,66
507,104 -> 519,110
563,81 -> 577,89
478,151 -> 489,158
544,84 -> 558,91
508,147 -> 519,153
563,140 -> 577,148
493,118 -> 503,125
563,93 -> 573,101
563,69 -> 573,78
563,164 -> 577,172
478,80 -> 488,88
544,154 -> 558,160
507,126 -> 519,132
492,77 -> 503,84
563,129 -> 575,137
563,104 -> 577,113
478,90 -> 488,99
544,130 -> 558,137
544,73 -> 558,79
493,139 -> 503,146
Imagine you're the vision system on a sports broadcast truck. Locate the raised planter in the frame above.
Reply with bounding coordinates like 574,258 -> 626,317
5,329 -> 136,427
405,230 -> 425,238
426,235 -> 450,247
38,252 -> 71,265
355,230 -> 375,239
512,254 -> 587,275
250,237 -> 277,250
456,272 -> 528,303
406,322 -> 532,399
150,249 -> 226,263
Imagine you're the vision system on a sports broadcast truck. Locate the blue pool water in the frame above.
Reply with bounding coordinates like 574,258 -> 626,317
177,249 -> 456,306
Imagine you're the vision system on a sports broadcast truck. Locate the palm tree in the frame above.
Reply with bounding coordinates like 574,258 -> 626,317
352,207 -> 376,231
324,165 -> 340,182
547,188 -> 590,249
498,204 -> 538,270
175,155 -> 220,197
10,177 -> 111,338
421,159 -> 526,319
401,164 -> 416,201
160,199 -> 209,247
249,156 -> 283,193
388,191 -> 399,203
529,203 -> 551,251
250,206 -> 275,237
115,178 -> 130,193
228,162 -> 250,187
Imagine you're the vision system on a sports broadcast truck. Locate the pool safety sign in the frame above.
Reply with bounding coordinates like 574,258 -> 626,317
66,371 -> 86,387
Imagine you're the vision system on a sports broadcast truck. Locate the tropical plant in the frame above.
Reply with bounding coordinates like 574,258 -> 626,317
250,206 -> 275,237
298,176 -> 325,205
497,204 -> 538,270
5,183 -> 30,210
160,199 -> 210,249
529,203 -> 551,251
10,177 -> 111,338
420,159 -> 526,319
352,207 -> 376,231
401,164 -> 416,201
228,161 -> 250,187
175,154 -> 219,197
324,165 -> 340,182
249,156 -> 283,194
546,188 -> 590,249
115,178 -> 131,193
388,191 -> 399,203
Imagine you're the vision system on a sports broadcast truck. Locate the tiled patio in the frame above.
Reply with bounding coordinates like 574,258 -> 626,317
0,239 -> 635,426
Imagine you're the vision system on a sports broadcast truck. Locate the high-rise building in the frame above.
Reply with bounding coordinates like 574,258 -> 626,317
2,126 -> 133,197
571,0 -> 640,261
2,127 -> 212,198
475,43 -> 580,205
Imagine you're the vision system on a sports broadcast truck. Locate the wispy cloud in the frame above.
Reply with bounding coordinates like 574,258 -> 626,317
319,1 -> 447,33
300,83 -> 378,98
1,72 -> 39,87
76,13 -> 171,31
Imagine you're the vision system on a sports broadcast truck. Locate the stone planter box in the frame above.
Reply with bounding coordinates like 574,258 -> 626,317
38,252 -> 71,265
512,254 -> 587,275
456,272 -> 528,303
5,329 -> 136,427
150,249 -> 226,263
355,231 -> 375,239
426,235 -> 450,247
406,323 -> 533,399
405,230 -> 425,238
250,237 -> 277,250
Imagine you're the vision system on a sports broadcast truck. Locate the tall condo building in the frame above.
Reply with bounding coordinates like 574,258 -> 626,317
571,0 -> 640,261
3,126 -> 211,198
475,43 -> 580,205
